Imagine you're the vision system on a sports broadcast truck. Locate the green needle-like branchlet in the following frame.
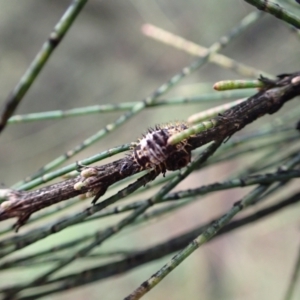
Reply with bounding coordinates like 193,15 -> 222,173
244,0 -> 300,29
0,0 -> 89,133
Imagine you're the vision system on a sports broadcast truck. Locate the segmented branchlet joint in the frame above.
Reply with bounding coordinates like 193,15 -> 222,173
129,122 -> 192,175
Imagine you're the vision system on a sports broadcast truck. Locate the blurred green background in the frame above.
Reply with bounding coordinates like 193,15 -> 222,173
0,1 -> 300,299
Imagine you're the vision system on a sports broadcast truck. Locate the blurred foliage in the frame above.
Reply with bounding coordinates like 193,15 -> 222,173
0,1 -> 300,300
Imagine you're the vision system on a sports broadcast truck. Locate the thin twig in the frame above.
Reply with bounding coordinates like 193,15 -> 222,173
244,0 -> 300,29
283,240 -> 300,300
123,185 -> 271,299
0,0 -> 89,133
141,16 -> 271,78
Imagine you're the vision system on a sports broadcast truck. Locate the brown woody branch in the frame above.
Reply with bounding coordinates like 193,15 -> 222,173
1,72 -> 300,230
